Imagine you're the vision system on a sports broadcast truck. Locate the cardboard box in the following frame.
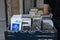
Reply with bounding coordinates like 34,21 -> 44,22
29,8 -> 38,15
11,15 -> 22,31
37,10 -> 43,14
30,9 -> 38,12
22,18 -> 31,30
29,11 -> 38,15
22,18 -> 31,26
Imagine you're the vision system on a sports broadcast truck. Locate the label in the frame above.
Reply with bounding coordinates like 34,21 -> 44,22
12,23 -> 19,31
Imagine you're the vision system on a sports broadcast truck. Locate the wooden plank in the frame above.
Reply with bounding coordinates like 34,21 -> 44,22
11,0 -> 19,15
7,0 -> 12,25
19,0 -> 23,14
